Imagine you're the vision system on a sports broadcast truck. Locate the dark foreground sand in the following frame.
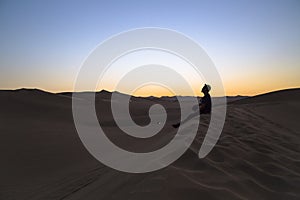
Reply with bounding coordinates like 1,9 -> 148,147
0,88 -> 299,200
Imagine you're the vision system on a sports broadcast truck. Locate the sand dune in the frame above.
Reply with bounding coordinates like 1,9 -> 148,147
0,88 -> 299,200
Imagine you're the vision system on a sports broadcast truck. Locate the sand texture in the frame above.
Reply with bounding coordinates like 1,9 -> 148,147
0,88 -> 299,200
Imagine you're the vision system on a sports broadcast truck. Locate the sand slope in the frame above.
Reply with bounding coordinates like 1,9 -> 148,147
0,88 -> 299,200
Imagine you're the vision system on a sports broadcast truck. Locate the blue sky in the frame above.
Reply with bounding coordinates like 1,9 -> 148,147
1,0 -> 300,96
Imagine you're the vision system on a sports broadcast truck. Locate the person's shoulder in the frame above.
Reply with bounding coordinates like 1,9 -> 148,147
204,94 -> 211,98
202,95 -> 208,102
204,94 -> 211,102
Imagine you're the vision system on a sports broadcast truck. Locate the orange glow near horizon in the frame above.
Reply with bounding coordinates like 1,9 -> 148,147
132,85 -> 176,97
5,82 -> 299,97
1,70 -> 300,97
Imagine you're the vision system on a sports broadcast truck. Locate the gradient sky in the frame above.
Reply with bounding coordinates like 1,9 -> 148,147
1,0 -> 300,96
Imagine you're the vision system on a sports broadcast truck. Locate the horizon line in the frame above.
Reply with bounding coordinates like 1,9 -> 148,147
1,87 -> 300,98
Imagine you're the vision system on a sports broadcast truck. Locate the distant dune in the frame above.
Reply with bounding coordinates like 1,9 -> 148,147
233,88 -> 300,104
0,88 -> 299,200
232,88 -> 300,130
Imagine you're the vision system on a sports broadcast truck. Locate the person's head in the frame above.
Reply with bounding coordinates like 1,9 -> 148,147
201,84 -> 211,94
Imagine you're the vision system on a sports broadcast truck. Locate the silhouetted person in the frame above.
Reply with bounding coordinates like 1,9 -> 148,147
199,84 -> 211,114
172,84 -> 212,128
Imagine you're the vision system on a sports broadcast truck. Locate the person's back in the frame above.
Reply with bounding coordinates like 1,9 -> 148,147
200,93 -> 211,114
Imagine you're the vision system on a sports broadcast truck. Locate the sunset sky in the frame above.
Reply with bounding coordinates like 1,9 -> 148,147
1,0 -> 299,96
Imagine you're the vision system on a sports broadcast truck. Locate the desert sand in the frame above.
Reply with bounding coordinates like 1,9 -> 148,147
0,88 -> 299,200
